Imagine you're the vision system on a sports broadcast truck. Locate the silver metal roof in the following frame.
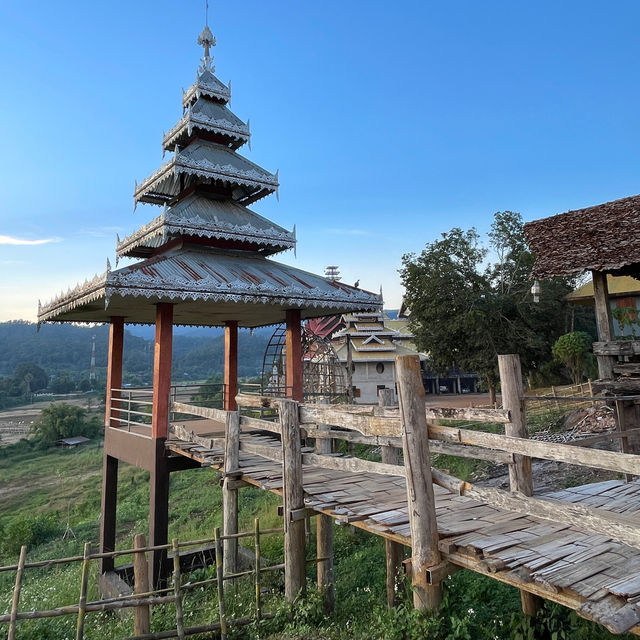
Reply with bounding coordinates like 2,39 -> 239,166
134,140 -> 278,207
38,247 -> 382,327
117,193 -> 295,258
163,98 -> 250,151
183,69 -> 231,106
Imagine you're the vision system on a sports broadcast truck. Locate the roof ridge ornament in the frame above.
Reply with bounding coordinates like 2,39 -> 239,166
198,24 -> 216,73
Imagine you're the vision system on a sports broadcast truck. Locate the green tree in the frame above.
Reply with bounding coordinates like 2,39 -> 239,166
552,331 -> 593,384
400,211 -> 575,401
29,403 -> 98,444
12,362 -> 48,393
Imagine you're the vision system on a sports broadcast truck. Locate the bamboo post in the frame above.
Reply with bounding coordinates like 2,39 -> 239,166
172,539 -> 185,640
223,411 -> 240,577
379,388 -> 404,608
395,355 -> 443,611
214,527 -> 228,640
315,401 -> 334,612
498,354 -> 541,616
592,270 -> 615,379
8,545 -> 27,640
280,399 -> 306,601
76,543 -> 92,640
254,518 -> 262,621
133,533 -> 150,635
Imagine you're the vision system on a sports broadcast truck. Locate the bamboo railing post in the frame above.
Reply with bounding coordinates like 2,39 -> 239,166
280,399 -> 306,602
223,411 -> 240,577
254,518 -> 262,621
378,388 -> 404,608
76,542 -> 92,640
214,527 -> 228,640
133,533 -> 150,635
172,539 -> 185,640
395,355 -> 443,611
8,545 -> 27,640
498,354 -> 541,616
315,400 -> 334,612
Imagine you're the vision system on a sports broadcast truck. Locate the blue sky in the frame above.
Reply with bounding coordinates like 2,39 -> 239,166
2,1 -> 640,321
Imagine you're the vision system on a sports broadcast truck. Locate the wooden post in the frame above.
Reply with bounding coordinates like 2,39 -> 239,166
315,403 -> 334,611
214,528 -> 228,640
592,271 -> 615,379
8,545 -> 26,640
346,334 -> 354,403
379,388 -> 403,608
498,354 -> 540,616
224,321 -> 238,411
254,518 -> 262,621
280,399 -> 306,601
105,316 -> 124,428
76,542 -> 91,640
133,534 -> 150,635
285,309 -> 303,401
150,303 -> 173,588
99,454 -> 118,574
172,539 -> 185,640
395,355 -> 443,611
223,411 -> 240,576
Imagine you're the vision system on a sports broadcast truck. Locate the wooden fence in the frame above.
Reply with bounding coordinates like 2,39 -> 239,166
0,522 -> 284,640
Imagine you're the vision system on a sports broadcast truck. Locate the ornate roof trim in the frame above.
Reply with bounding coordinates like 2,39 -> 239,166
183,71 -> 231,106
134,142 -> 278,206
163,106 -> 250,150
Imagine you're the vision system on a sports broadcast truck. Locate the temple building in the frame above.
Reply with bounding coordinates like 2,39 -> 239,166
37,24 -> 381,585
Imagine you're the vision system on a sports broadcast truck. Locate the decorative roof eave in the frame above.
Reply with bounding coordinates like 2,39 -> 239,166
163,110 -> 250,151
182,77 -> 231,107
134,153 -> 278,206
116,211 -> 296,258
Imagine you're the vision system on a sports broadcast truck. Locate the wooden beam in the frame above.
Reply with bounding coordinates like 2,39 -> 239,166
280,399 -> 306,601
396,355 -> 442,612
285,309 -> 303,401
152,303 -> 173,440
224,321 -> 238,411
315,404 -> 334,612
379,389 -> 404,609
99,455 -> 118,574
592,271 -> 615,379
223,412 -> 240,576
171,401 -> 228,424
105,317 -> 124,428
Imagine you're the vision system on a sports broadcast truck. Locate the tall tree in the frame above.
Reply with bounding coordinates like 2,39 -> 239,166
400,212 -> 576,400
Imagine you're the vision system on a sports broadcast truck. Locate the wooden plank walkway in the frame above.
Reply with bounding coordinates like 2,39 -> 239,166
166,430 -> 640,635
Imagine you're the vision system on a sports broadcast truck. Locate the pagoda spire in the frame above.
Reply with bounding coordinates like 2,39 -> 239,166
198,22 -> 216,72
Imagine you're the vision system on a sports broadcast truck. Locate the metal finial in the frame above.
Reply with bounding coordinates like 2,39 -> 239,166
197,21 -> 216,72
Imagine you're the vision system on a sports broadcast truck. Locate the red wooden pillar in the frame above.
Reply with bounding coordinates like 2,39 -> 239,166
285,309 -> 303,401
100,316 -> 124,574
224,321 -> 238,411
150,303 -> 173,587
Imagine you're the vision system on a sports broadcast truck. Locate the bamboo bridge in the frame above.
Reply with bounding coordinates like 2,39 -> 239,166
135,354 -> 640,636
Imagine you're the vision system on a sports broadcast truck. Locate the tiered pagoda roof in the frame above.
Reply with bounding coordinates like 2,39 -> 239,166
38,24 -> 381,327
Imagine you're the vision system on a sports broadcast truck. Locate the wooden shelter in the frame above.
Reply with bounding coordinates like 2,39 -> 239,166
37,24 -> 381,586
524,193 -> 640,452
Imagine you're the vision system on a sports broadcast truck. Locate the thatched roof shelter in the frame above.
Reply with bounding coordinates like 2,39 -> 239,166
523,194 -> 640,279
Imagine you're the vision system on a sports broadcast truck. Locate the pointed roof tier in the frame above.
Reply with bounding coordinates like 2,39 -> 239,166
134,139 -> 278,206
38,23 -> 382,328
117,192 -> 295,258
163,98 -> 250,151
38,247 -> 379,327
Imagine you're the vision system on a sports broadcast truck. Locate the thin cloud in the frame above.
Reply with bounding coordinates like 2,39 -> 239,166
0,235 -> 61,246
77,226 -> 123,238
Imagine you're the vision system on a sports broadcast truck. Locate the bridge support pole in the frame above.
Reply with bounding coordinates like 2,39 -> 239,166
100,316 -> 124,575
150,303 -> 173,588
498,354 -> 541,616
223,411 -> 240,577
315,406 -> 334,611
281,399 -> 306,601
285,310 -> 303,402
379,388 -> 404,608
224,321 -> 238,411
396,355 -> 443,611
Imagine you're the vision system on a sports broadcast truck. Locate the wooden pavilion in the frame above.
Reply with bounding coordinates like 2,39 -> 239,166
524,193 -> 640,453
37,24 -> 381,586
